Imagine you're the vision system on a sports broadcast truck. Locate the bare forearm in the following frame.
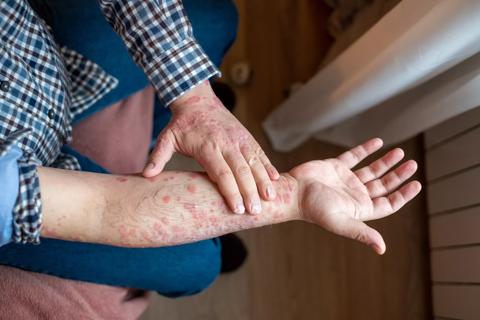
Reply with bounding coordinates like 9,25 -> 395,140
39,167 -> 300,247
106,171 -> 299,247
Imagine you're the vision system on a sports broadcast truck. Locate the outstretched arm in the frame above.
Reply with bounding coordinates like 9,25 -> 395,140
39,168 -> 298,248
39,138 -> 421,254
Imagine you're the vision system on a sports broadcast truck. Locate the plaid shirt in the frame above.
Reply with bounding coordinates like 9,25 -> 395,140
0,0 -> 219,245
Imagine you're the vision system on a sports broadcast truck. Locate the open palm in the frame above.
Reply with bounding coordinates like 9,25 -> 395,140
290,138 -> 421,255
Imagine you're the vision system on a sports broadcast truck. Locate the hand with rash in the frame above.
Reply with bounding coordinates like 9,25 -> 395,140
143,81 -> 279,215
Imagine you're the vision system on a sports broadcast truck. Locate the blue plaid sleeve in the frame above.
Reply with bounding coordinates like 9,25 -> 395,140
9,149 -> 80,245
13,156 -> 42,244
98,0 -> 220,106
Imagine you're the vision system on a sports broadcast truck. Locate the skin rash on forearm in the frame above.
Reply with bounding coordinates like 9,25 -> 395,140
39,168 -> 299,248
107,172 -> 299,247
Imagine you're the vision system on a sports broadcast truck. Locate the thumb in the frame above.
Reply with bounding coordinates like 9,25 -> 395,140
143,130 -> 176,177
330,215 -> 386,255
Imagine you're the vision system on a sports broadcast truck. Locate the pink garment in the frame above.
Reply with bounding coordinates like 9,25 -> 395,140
0,266 -> 149,320
70,87 -> 155,174
0,87 -> 156,319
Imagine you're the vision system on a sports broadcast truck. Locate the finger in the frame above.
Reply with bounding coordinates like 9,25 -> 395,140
328,215 -> 386,255
355,148 -> 404,183
372,180 -> 422,219
260,153 -> 280,180
249,157 -> 276,200
337,138 -> 383,169
143,131 -> 175,177
241,145 -> 277,200
243,141 -> 280,181
366,160 -> 418,198
198,148 -> 245,214
224,151 -> 262,214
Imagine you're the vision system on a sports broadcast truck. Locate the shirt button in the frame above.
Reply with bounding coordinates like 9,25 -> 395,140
0,81 -> 10,92
48,109 -> 55,119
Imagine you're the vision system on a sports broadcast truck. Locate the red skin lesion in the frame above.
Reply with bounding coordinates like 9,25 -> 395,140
162,195 -> 171,204
116,177 -> 128,183
118,225 -> 136,242
186,184 -> 197,194
187,172 -> 199,179
183,203 -> 197,214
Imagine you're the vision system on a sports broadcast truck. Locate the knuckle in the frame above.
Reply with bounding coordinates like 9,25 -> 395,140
202,140 -> 220,153
371,160 -> 385,172
365,166 -> 375,177
216,169 -> 232,179
353,230 -> 368,243
371,181 -> 386,194
239,143 -> 250,154
235,165 -> 251,176
252,146 -> 265,158
383,174 -> 398,187
356,169 -> 368,181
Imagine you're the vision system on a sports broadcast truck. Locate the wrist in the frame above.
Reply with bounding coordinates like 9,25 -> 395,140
277,173 -> 302,221
170,80 -> 214,112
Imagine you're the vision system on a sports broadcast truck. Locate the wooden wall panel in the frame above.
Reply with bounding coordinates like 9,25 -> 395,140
426,126 -> 480,181
430,206 -> 480,248
424,106 -> 480,149
431,247 -> 480,283
427,167 -> 480,214
433,285 -> 480,320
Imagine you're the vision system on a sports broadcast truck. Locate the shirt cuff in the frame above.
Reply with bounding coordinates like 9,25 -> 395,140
143,38 -> 221,106
12,157 -> 42,245
0,146 -> 22,246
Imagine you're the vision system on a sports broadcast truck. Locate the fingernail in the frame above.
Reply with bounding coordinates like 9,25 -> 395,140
234,203 -> 245,214
251,201 -> 261,214
266,186 -> 276,199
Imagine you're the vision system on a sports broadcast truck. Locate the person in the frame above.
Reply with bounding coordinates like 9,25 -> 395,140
0,0 -> 421,318
0,0 -> 252,317
0,0 -> 278,249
